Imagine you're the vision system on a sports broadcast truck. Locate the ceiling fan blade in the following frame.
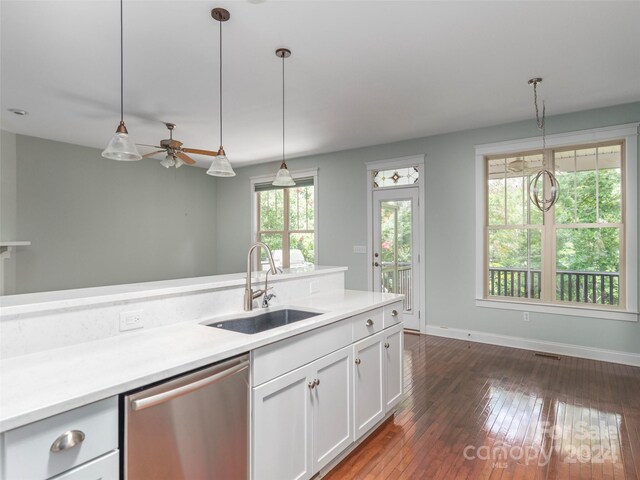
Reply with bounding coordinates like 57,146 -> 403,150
182,147 -> 219,157
176,152 -> 196,165
142,150 -> 165,158
137,143 -> 163,147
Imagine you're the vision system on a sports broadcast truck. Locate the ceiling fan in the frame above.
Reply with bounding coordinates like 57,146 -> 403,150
138,123 -> 219,168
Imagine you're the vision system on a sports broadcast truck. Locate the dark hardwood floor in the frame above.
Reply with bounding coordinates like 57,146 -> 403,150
325,334 -> 640,479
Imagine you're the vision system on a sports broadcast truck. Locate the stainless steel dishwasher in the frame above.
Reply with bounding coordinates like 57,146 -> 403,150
123,354 -> 249,479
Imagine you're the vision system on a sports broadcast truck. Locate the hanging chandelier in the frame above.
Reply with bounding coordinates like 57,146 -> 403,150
528,78 -> 559,212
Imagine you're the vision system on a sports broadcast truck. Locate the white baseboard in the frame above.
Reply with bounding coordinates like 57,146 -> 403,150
425,325 -> 640,367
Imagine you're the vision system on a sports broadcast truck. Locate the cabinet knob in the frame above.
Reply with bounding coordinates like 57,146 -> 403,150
315,378 -> 320,386
391,309 -> 398,317
308,381 -> 316,389
355,358 -> 361,365
384,342 -> 390,349
366,319 -> 374,327
50,430 -> 85,453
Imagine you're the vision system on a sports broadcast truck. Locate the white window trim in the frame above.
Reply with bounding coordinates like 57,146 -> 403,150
474,123 -> 639,322
366,155 -> 426,333
250,168 -> 319,265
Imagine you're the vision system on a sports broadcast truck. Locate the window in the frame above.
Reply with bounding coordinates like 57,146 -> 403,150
476,124 -> 638,321
252,170 -> 317,270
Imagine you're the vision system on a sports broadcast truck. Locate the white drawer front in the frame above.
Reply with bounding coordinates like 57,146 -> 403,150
3,397 -> 118,480
351,309 -> 383,342
383,302 -> 403,329
50,450 -> 119,480
252,319 -> 352,386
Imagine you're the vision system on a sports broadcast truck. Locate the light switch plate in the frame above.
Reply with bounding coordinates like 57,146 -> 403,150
353,245 -> 367,254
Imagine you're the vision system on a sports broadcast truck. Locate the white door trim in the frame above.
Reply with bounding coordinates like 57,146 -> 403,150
366,155 -> 426,333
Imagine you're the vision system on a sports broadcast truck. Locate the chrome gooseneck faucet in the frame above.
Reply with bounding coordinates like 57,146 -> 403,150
244,242 -> 278,311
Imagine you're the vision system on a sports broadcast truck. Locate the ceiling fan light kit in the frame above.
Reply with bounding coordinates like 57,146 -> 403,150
272,48 -> 295,187
102,0 -> 141,161
206,8 -> 236,177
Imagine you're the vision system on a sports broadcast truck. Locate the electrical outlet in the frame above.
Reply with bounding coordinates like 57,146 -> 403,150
353,245 -> 367,254
119,310 -> 144,332
523,311 -> 530,322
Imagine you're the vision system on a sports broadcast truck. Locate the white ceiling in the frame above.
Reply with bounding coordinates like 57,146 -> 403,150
2,1 -> 639,168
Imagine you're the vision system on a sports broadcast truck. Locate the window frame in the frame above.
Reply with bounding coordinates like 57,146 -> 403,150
250,168 -> 319,269
475,124 -> 638,322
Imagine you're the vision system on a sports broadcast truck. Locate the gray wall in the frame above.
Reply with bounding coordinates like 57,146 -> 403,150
9,134 -> 218,293
215,101 -> 640,354
1,131 -> 18,294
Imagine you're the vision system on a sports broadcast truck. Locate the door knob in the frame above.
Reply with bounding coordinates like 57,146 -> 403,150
374,253 -> 379,258
374,262 -> 380,267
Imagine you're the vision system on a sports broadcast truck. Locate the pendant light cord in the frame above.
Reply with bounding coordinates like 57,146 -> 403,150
219,18 -> 223,146
120,0 -> 124,123
282,53 -> 285,165
532,81 -> 546,150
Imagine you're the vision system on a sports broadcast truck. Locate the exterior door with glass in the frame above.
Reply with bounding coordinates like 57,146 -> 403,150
372,188 -> 420,330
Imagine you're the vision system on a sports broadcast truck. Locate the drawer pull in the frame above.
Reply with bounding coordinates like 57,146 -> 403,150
50,430 -> 85,453
365,319 -> 374,327
384,342 -> 390,349
355,358 -> 361,365
391,309 -> 398,317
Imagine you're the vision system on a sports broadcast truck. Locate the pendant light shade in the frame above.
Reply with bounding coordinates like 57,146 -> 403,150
206,147 -> 235,177
102,122 -> 141,161
272,48 -> 295,187
207,8 -> 236,177
102,0 -> 141,161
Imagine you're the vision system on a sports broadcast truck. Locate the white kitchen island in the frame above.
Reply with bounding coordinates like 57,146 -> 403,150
0,267 -> 404,480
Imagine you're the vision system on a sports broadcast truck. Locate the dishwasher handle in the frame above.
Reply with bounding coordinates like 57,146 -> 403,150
131,360 -> 249,412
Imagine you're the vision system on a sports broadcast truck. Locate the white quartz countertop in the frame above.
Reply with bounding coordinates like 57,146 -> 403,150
0,289 -> 402,432
0,266 -> 347,316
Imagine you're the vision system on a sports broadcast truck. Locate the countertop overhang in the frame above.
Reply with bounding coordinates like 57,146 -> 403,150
0,289 -> 402,432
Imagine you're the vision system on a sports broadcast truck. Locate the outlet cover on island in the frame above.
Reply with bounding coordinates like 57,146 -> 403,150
353,245 -> 367,254
523,312 -> 530,322
120,310 -> 144,332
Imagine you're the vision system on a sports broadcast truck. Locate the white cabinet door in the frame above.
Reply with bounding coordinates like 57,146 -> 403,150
311,346 -> 353,472
252,364 -> 314,480
353,331 -> 385,439
384,323 -> 404,411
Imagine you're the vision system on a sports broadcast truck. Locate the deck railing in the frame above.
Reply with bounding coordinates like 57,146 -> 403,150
382,263 -> 412,311
489,268 -> 619,305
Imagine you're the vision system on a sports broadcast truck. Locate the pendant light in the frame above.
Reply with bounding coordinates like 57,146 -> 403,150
206,8 -> 236,177
527,77 -> 559,212
272,48 -> 295,187
102,0 -> 141,161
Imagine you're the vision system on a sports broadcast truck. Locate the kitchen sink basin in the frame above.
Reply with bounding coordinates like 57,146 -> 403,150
206,309 -> 321,334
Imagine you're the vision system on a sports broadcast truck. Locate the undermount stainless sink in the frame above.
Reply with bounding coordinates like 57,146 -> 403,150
206,309 -> 321,334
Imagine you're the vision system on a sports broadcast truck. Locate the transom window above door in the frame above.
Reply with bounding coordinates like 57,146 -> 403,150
373,167 -> 420,188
